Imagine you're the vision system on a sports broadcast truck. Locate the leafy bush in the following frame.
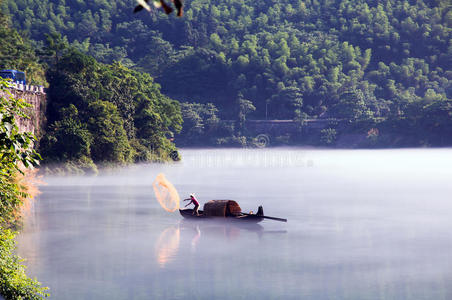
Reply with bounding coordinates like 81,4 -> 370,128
320,128 -> 337,145
0,80 -> 41,222
0,78 -> 48,299
215,136 -> 248,147
0,229 -> 49,299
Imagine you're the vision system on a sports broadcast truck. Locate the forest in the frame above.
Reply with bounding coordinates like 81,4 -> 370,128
1,0 -> 183,171
1,0 -> 452,148
41,48 -> 182,171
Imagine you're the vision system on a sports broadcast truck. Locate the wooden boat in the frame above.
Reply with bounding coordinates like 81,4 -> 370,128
179,200 -> 287,223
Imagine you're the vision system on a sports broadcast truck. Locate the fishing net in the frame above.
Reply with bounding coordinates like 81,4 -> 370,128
153,173 -> 180,212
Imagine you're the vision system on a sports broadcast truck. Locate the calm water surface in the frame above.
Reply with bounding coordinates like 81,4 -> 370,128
17,148 -> 452,299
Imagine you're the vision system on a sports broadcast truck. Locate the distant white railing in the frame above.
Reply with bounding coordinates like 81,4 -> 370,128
10,83 -> 45,94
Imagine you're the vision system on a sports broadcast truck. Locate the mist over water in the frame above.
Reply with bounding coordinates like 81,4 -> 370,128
17,148 -> 452,299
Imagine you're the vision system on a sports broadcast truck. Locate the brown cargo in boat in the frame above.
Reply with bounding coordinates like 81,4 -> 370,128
203,200 -> 242,217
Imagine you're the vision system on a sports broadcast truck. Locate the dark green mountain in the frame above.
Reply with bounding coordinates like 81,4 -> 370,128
3,0 -> 452,146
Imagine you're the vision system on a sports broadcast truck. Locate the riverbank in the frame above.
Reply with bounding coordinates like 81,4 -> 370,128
0,227 -> 48,299
0,208 -> 49,299
0,170 -> 49,299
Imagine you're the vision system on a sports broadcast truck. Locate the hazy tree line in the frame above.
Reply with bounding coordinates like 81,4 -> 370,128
1,0 -> 452,146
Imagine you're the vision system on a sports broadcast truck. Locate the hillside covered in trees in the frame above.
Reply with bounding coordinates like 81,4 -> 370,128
0,0 -> 183,172
0,2 -> 46,85
41,49 -> 182,171
2,0 -> 452,146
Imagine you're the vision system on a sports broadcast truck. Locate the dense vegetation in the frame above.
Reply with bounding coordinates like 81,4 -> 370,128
1,0 -> 183,173
41,49 -> 182,171
0,78 -> 48,299
3,0 -> 451,146
0,2 -> 46,85
0,7 -> 48,298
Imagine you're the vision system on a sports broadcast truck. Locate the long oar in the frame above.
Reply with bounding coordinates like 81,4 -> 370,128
242,212 -> 287,222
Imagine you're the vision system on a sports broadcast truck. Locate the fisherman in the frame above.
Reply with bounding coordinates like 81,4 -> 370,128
184,193 -> 200,216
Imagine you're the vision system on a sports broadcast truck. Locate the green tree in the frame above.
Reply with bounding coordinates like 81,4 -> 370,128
87,100 -> 133,163
40,104 -> 92,162
320,128 -> 337,145
44,49 -> 182,165
331,90 -> 374,122
237,95 -> 256,129
44,32 -> 69,64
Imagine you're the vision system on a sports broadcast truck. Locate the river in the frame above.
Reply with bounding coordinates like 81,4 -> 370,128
17,148 -> 452,299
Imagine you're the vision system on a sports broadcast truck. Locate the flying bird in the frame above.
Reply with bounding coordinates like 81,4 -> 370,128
159,0 -> 174,14
134,0 -> 183,16
134,0 -> 152,12
173,0 -> 183,17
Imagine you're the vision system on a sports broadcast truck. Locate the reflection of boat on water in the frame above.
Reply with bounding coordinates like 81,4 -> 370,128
180,219 -> 287,240
180,218 -> 264,233
155,219 -> 287,267
180,218 -> 264,242
179,200 -> 287,223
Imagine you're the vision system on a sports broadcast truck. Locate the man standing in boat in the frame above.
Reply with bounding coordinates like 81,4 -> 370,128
184,194 -> 200,216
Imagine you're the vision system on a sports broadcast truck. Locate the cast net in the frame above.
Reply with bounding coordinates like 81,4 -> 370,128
153,173 -> 180,212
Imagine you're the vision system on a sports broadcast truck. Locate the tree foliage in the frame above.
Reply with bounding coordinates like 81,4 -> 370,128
3,0 -> 451,123
0,80 -> 41,222
1,0 -> 451,147
0,1 -> 46,85
0,78 -> 48,299
41,49 -> 182,165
